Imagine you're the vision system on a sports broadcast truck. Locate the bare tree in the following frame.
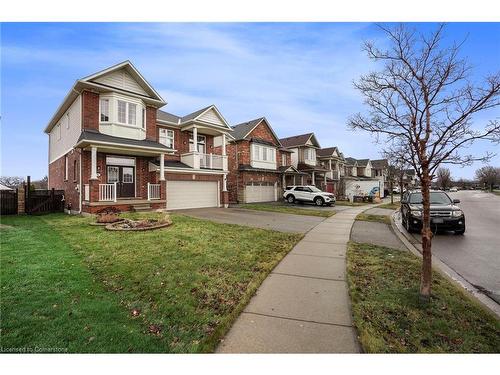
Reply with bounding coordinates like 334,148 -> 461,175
475,166 -> 499,191
349,24 -> 500,301
0,176 -> 25,188
435,167 -> 452,190
383,147 -> 411,203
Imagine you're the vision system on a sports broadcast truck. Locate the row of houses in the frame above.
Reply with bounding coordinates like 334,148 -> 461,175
45,61 -> 413,214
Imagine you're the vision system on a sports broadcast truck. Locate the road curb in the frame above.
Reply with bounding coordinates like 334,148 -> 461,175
390,211 -> 500,319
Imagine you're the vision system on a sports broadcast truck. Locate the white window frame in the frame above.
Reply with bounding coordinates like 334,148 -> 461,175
189,134 -> 206,153
100,98 -> 110,122
117,100 -> 127,124
159,128 -> 175,149
64,155 -> 69,181
282,154 -> 287,166
128,103 -> 137,125
252,144 -> 276,163
142,108 -> 146,129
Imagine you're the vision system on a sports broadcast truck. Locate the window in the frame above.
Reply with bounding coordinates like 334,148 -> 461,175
64,155 -> 68,180
100,99 -> 110,122
142,108 -> 146,129
128,103 -> 137,125
252,144 -> 276,163
263,147 -> 267,161
73,160 -> 77,182
282,154 -> 287,166
189,134 -> 206,153
117,100 -> 127,123
159,128 -> 175,149
66,113 -> 70,129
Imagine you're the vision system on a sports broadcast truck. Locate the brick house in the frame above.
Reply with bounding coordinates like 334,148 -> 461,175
45,61 -> 233,213
226,117 -> 303,203
316,146 -> 346,195
279,133 -> 329,189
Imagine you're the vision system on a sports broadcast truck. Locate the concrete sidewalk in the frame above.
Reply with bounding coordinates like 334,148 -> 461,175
217,205 -> 374,353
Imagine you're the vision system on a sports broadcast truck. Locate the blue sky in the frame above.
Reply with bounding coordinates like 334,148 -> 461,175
1,22 -> 499,180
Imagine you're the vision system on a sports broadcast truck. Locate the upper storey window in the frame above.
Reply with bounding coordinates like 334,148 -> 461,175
99,94 -> 146,140
100,99 -> 110,122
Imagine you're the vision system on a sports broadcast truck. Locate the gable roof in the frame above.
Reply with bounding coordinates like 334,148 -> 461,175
371,159 -> 388,169
80,60 -> 165,103
345,157 -> 358,166
356,159 -> 370,167
156,105 -> 233,131
279,133 -> 320,148
231,117 -> 281,145
317,146 -> 341,157
45,60 -> 166,133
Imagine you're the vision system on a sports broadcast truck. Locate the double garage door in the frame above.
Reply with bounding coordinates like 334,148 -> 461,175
244,182 -> 276,203
166,180 -> 219,210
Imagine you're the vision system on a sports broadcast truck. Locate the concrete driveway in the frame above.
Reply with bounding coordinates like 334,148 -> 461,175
177,207 -> 325,233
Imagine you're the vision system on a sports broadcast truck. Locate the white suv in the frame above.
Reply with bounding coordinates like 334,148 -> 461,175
283,185 -> 336,206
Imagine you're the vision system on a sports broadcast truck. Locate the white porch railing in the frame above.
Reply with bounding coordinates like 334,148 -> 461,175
99,183 -> 117,202
180,152 -> 227,170
147,183 -> 161,200
83,184 -> 90,201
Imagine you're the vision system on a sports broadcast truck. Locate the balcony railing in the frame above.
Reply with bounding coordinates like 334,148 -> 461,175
99,183 -> 117,202
147,183 -> 161,200
180,152 -> 227,170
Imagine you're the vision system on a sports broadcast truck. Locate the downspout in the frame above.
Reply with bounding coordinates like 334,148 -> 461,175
235,142 -> 239,203
78,150 -> 82,214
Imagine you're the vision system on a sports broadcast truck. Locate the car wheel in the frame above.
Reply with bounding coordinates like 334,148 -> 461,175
314,197 -> 324,206
287,195 -> 295,204
405,215 -> 413,233
455,229 -> 465,235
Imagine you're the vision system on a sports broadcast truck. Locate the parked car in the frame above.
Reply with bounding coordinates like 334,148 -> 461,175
283,185 -> 336,206
400,190 -> 465,234
449,187 -> 458,192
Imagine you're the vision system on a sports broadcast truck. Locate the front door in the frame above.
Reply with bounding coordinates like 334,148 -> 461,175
107,165 -> 135,198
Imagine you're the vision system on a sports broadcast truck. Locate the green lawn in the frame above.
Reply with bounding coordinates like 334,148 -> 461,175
241,203 -> 335,218
0,213 -> 301,353
347,242 -> 500,353
355,213 -> 391,225
377,201 -> 401,210
491,190 -> 500,196
335,201 -> 370,206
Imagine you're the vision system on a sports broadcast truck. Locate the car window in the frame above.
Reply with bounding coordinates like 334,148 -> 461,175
309,186 -> 322,192
294,187 -> 304,192
304,187 -> 313,192
409,192 -> 452,204
285,186 -> 294,190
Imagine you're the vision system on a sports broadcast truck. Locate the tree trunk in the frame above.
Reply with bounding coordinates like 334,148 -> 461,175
390,179 -> 394,204
420,165 -> 433,302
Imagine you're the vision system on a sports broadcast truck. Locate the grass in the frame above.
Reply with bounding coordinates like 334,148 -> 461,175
0,213 -> 301,353
491,190 -> 500,196
241,203 -> 335,218
334,201 -> 370,206
355,213 -> 391,225
377,201 -> 401,210
347,242 -> 500,353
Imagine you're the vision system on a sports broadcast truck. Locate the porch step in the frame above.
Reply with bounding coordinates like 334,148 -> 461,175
132,204 -> 152,212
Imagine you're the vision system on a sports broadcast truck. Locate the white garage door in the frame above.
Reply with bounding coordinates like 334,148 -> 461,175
167,180 -> 219,210
244,183 -> 276,203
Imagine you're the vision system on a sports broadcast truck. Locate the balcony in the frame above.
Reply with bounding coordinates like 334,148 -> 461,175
180,152 -> 227,170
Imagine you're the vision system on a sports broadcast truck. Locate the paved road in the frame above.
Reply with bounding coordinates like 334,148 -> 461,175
408,190 -> 500,304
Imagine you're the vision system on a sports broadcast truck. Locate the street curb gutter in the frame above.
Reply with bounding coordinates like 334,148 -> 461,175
390,211 -> 500,319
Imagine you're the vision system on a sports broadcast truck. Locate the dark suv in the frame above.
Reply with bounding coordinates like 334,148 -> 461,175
401,190 -> 465,234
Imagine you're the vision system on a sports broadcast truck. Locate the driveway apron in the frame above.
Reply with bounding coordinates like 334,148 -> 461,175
217,204 -> 374,353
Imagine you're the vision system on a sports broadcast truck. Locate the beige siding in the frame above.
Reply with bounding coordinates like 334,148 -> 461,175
49,95 -> 81,163
93,69 -> 148,96
199,108 -> 225,126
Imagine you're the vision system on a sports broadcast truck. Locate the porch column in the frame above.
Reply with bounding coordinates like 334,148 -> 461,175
222,133 -> 228,171
192,126 -> 198,152
223,173 -> 227,191
159,153 -> 165,181
324,173 -> 327,185
90,146 -> 98,180
311,171 -> 315,185
222,174 -> 229,208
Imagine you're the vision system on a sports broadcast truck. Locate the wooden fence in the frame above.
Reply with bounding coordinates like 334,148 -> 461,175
0,189 -> 18,215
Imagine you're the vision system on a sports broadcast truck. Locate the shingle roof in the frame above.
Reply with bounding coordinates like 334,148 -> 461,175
181,105 -> 214,122
317,147 -> 339,157
77,130 -> 170,151
279,133 -> 314,148
371,159 -> 388,169
356,159 -> 370,167
344,157 -> 358,166
157,110 -> 181,124
231,118 -> 264,140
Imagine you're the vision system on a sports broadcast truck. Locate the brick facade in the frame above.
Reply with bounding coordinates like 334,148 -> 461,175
82,91 -> 99,131
49,149 -> 82,212
226,119 -> 284,204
